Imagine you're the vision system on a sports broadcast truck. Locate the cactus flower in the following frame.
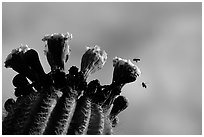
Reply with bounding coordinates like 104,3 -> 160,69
81,45 -> 107,79
112,57 -> 141,86
42,32 -> 72,71
102,57 -> 141,109
5,45 -> 30,73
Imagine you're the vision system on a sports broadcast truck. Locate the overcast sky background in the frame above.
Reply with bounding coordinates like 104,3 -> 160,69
2,2 -> 201,135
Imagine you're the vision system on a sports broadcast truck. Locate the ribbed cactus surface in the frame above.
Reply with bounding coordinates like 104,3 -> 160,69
3,32 -> 141,135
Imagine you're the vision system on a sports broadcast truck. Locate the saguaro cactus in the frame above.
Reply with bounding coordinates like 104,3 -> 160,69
2,32 -> 141,135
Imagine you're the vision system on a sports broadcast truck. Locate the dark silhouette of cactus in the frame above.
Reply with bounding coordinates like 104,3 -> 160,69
2,32 -> 141,135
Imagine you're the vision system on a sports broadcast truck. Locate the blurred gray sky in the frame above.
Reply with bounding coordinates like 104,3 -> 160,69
2,2 -> 202,135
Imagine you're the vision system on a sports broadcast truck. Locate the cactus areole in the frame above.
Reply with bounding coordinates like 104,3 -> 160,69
3,32 -> 141,135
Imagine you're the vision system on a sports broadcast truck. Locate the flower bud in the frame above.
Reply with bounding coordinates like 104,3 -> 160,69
42,32 -> 72,71
4,98 -> 15,113
67,66 -> 87,93
51,69 -> 66,89
69,66 -> 79,76
81,45 -> 107,79
102,86 -> 121,108
93,85 -> 112,105
112,57 -> 141,85
12,74 -> 29,87
87,79 -> 100,96
111,116 -> 119,127
110,95 -> 129,120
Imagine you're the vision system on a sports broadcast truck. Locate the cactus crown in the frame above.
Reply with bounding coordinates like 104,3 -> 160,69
3,32 -> 141,135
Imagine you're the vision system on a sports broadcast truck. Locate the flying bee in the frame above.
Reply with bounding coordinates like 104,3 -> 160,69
142,82 -> 147,88
133,58 -> 140,62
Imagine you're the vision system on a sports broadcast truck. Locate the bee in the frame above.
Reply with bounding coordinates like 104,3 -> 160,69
133,58 -> 140,62
142,82 -> 147,88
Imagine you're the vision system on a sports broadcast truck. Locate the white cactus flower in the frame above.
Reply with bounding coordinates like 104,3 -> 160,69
81,45 -> 107,79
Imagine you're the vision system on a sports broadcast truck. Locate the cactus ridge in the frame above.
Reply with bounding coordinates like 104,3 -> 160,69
87,103 -> 104,135
15,91 -> 39,134
3,32 -> 142,135
3,91 -> 38,134
22,88 -> 61,134
44,88 -> 77,134
2,110 -> 14,134
67,96 -> 91,135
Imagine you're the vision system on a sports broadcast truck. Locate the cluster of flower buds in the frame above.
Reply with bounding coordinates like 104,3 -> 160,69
3,32 -> 141,135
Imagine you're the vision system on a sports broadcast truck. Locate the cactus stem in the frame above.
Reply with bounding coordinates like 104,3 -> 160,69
103,117 -> 113,135
14,91 -> 39,134
43,88 -> 77,135
67,96 -> 91,135
3,91 -> 38,135
2,109 -> 15,134
87,103 -> 104,135
22,87 -> 61,134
